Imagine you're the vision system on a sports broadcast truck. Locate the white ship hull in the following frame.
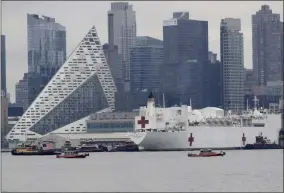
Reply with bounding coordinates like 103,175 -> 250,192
186,125 -> 280,149
129,131 -> 188,150
130,114 -> 281,150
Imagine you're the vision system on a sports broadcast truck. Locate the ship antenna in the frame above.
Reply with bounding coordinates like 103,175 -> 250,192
190,98 -> 192,107
246,98 -> 249,111
157,91 -> 160,107
253,95 -> 258,111
162,93 -> 165,108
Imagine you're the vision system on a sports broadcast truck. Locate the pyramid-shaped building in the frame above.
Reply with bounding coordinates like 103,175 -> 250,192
6,26 -> 117,142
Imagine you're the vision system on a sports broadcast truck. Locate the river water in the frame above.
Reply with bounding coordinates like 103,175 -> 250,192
1,150 -> 283,192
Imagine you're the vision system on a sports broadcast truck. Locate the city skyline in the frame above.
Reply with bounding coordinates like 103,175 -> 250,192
2,1 -> 283,101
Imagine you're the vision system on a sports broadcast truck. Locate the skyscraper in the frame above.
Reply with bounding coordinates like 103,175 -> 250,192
220,18 -> 245,112
103,43 -> 124,91
15,73 -> 29,111
108,2 -> 137,89
1,96 -> 8,138
130,36 -> 163,92
252,5 -> 282,85
206,51 -> 222,108
281,22 -> 283,81
1,35 -> 6,96
6,26 -> 117,142
27,14 -> 66,105
104,11 -> 125,92
161,12 -> 209,108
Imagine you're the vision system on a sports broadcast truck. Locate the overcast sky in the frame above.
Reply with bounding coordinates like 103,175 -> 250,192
2,1 -> 283,102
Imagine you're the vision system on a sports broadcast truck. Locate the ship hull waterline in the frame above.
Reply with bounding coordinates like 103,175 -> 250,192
129,125 -> 281,151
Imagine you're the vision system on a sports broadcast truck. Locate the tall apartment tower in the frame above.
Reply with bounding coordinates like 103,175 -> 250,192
220,18 -> 245,112
161,12 -> 209,108
108,2 -> 137,90
104,11 -> 124,92
252,5 -> 282,85
27,14 -> 66,105
1,35 -> 6,96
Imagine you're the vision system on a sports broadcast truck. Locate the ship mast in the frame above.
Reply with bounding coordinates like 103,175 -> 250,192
253,95 -> 258,111
162,93 -> 165,108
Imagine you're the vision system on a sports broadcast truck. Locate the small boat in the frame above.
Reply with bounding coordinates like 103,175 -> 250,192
56,150 -> 89,159
77,140 -> 108,152
109,141 -> 139,152
11,143 -> 57,156
188,149 -> 226,157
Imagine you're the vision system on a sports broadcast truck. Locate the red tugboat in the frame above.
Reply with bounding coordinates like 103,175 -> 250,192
56,150 -> 89,159
188,149 -> 226,157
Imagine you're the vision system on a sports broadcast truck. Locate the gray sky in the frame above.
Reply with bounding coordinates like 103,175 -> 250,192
2,1 -> 283,102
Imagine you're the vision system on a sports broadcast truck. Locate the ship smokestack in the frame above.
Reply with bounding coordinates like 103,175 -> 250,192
147,91 -> 155,116
148,91 -> 154,100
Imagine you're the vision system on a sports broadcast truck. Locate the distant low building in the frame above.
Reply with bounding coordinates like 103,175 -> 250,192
251,81 -> 283,96
8,106 -> 24,117
87,112 -> 137,133
1,96 -> 8,138
16,73 -> 29,111
244,68 -> 256,95
265,81 -> 283,96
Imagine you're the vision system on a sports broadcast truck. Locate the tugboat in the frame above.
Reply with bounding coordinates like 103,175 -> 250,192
11,142 -> 57,156
244,133 -> 282,149
56,150 -> 89,159
187,149 -> 226,157
279,128 -> 284,148
77,140 -> 108,152
109,141 -> 139,152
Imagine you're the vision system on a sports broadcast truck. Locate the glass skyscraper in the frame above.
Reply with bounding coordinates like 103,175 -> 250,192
130,36 -> 163,92
1,35 -> 6,96
161,12 -> 209,108
108,2 -> 137,90
220,18 -> 244,112
27,14 -> 66,105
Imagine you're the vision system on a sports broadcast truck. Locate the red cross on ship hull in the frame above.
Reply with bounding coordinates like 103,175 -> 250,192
188,133 -> 194,146
242,133 -> 246,146
137,116 -> 149,128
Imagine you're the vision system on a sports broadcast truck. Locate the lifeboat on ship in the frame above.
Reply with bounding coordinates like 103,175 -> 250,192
56,150 -> 89,159
187,149 -> 226,157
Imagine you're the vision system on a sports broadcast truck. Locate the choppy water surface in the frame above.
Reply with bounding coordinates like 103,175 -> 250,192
1,150 -> 283,192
